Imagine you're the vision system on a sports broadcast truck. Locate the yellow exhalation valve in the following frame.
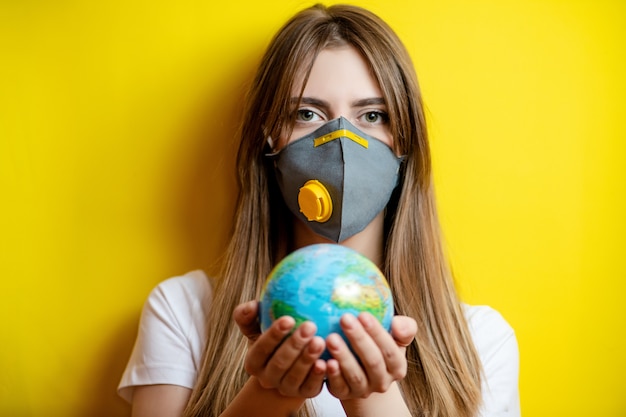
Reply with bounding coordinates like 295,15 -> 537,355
298,180 -> 333,222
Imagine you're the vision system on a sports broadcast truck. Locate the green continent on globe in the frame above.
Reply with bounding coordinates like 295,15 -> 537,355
330,277 -> 390,322
270,299 -> 308,327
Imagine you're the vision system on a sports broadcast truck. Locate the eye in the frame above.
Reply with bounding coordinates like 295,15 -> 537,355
361,111 -> 389,124
296,109 -> 322,122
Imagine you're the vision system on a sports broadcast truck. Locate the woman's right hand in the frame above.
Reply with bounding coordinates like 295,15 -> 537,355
233,301 -> 327,398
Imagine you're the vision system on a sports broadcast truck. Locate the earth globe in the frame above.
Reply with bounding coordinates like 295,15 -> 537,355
259,243 -> 394,359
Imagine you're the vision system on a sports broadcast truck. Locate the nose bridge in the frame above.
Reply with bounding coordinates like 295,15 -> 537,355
328,103 -> 352,122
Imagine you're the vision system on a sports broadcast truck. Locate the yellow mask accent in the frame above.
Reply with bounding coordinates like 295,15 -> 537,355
313,129 -> 369,148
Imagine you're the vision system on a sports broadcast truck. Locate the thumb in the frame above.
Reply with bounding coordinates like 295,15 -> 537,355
233,300 -> 262,341
390,315 -> 418,347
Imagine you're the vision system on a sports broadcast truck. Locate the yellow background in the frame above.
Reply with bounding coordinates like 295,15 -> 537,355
1,0 -> 624,415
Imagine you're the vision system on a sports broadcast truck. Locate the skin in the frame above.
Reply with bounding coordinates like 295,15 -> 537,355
131,45 -> 418,417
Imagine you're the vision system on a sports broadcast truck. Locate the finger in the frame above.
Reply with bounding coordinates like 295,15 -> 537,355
233,301 -> 261,341
325,357 -> 350,399
340,313 -> 393,393
326,329 -> 368,398
280,335 -> 326,397
358,312 -> 407,383
299,358 -> 327,398
245,316 -> 295,377
390,315 -> 418,347
265,321 -> 317,387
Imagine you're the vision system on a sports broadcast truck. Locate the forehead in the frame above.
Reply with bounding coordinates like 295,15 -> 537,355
291,45 -> 382,98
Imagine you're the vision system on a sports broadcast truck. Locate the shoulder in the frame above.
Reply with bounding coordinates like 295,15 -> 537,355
143,270 -> 213,343
464,305 -> 516,355
144,270 -> 212,318
463,305 -> 521,416
147,270 -> 212,308
118,271 -> 213,402
463,304 -> 518,370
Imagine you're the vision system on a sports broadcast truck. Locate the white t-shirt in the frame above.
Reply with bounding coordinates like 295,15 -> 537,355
118,271 -> 520,416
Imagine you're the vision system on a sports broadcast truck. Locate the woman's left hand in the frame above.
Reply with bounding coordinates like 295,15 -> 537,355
325,313 -> 417,400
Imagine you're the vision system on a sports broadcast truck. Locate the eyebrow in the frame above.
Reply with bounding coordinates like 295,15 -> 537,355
295,97 -> 328,108
291,96 -> 387,108
352,97 -> 386,107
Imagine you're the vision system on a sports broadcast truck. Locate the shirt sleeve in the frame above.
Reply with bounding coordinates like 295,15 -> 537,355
466,305 -> 521,417
117,271 -> 211,403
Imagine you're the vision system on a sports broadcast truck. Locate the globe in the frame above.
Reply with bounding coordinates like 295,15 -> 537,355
259,243 -> 394,359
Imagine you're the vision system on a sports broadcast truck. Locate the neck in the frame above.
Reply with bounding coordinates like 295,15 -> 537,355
292,211 -> 385,267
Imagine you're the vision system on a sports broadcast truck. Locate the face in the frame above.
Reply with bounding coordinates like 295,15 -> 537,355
278,45 -> 392,149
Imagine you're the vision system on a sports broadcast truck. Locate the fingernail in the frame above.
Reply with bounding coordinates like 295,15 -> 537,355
342,313 -> 356,329
360,312 -> 374,328
313,363 -> 325,375
308,340 -> 323,355
326,333 -> 340,350
278,317 -> 294,331
301,322 -> 316,337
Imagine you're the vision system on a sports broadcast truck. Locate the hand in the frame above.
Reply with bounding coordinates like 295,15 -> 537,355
325,313 -> 417,400
233,301 -> 327,398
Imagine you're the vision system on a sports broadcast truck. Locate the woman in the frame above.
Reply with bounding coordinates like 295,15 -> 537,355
119,4 -> 520,417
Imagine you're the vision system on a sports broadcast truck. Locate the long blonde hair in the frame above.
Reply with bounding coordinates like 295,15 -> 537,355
184,4 -> 482,417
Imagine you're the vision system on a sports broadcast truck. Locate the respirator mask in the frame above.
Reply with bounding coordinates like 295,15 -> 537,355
267,117 -> 403,243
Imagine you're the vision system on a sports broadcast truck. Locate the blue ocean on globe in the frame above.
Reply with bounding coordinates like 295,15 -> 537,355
259,243 -> 394,359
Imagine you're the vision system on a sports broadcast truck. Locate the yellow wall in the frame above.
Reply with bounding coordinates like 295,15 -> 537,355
1,0 -> 624,415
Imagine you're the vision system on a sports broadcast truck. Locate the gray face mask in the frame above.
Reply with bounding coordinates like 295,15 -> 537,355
267,117 -> 403,242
